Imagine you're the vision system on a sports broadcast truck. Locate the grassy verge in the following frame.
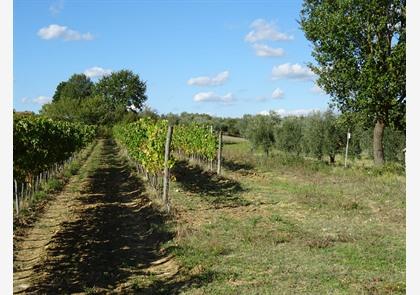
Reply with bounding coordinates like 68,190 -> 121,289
222,138 -> 405,176
163,138 -> 405,294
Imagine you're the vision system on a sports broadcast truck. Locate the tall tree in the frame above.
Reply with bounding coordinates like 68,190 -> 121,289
94,69 -> 147,111
54,74 -> 94,101
52,81 -> 67,102
300,0 -> 406,165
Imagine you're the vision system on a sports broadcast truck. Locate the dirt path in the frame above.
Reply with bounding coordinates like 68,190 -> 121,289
13,138 -> 178,294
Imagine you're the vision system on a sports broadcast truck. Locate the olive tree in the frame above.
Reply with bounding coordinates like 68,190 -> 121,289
274,116 -> 303,156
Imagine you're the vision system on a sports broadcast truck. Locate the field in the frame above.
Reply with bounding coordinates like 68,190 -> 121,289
164,137 -> 406,294
13,136 -> 405,294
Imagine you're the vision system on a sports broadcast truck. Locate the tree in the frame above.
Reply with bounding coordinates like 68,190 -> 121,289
138,105 -> 159,121
78,95 -> 115,125
41,95 -> 117,125
302,112 -> 325,160
323,111 -> 346,164
95,69 -> 147,111
300,0 -> 406,165
40,97 -> 81,122
52,81 -> 67,102
53,74 -> 94,101
247,115 -> 275,156
274,116 -> 303,156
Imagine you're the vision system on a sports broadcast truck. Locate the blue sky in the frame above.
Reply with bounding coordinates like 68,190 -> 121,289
14,0 -> 330,117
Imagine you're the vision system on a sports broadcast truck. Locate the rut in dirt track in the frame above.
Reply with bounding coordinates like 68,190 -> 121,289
14,139 -> 176,294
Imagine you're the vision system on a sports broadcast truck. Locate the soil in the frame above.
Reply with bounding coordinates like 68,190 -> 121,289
13,139 -> 178,294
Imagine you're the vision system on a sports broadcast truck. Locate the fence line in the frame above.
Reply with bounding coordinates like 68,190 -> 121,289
13,150 -> 80,217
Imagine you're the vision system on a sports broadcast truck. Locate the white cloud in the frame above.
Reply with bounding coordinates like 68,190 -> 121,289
193,92 -> 234,103
272,63 -> 315,80
187,71 -> 229,86
271,88 -> 284,99
310,84 -> 326,94
21,96 -> 53,105
245,19 -> 293,43
84,66 -> 112,78
37,24 -> 94,41
49,0 -> 64,16
33,96 -> 52,105
252,43 -> 284,57
259,108 -> 318,117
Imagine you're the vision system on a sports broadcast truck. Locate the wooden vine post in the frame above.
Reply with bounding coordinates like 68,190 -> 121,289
217,131 -> 223,175
162,125 -> 174,213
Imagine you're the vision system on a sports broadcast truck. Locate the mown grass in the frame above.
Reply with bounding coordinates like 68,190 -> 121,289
164,136 -> 405,294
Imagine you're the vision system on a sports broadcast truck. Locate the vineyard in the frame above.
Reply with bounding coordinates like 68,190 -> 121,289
13,115 -> 96,214
11,0 -> 407,292
13,116 -> 219,217
13,112 -> 406,294
113,118 -> 218,207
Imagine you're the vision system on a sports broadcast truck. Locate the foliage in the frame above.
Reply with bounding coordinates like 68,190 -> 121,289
52,74 -> 94,102
246,115 -> 275,156
113,119 -> 217,175
323,110 -> 346,163
235,109 -> 405,165
114,118 -> 172,174
41,95 -> 120,125
302,112 -> 325,160
383,128 -> 405,163
274,116 -> 303,156
52,81 -> 67,102
162,112 -> 241,136
95,69 -> 147,111
300,0 -> 406,164
13,115 -> 96,181
40,97 -> 83,122
44,69 -> 148,126
173,124 -> 217,160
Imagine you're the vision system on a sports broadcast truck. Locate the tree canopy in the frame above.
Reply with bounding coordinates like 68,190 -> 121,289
43,69 -> 148,125
52,74 -> 94,102
94,70 -> 147,111
300,0 -> 406,165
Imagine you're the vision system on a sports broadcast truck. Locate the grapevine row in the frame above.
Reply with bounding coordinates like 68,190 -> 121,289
113,118 -> 218,195
14,115 -> 97,182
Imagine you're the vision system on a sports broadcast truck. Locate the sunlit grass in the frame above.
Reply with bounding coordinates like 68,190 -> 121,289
165,138 -> 405,294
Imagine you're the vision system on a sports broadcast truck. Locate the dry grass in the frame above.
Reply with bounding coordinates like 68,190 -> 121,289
165,139 -> 405,294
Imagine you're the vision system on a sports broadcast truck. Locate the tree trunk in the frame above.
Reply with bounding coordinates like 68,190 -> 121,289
373,120 -> 385,166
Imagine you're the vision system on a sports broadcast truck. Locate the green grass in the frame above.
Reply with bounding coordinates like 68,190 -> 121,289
165,138 -> 405,294
222,138 -> 405,177
41,178 -> 64,193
